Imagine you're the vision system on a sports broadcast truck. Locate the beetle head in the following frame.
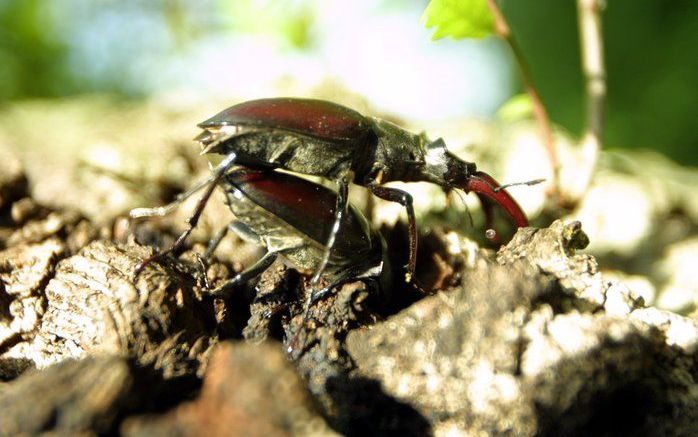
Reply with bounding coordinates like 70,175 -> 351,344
419,138 -> 477,187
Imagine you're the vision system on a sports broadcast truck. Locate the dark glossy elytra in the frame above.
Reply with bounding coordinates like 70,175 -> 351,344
225,169 -> 373,257
211,167 -> 387,298
199,98 -> 374,144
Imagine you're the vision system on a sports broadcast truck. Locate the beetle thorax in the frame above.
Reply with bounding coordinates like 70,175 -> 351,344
368,117 -> 428,182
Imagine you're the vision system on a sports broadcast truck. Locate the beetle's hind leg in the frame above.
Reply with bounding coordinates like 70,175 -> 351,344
194,221 -> 239,289
202,225 -> 230,261
131,152 -> 238,278
130,174 -> 215,220
204,219 -> 265,261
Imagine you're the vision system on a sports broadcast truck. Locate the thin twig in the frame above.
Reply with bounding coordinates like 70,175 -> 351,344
486,0 -> 560,198
576,0 -> 605,178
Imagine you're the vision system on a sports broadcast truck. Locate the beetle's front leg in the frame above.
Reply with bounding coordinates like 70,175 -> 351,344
310,174 -> 350,285
367,183 -> 416,282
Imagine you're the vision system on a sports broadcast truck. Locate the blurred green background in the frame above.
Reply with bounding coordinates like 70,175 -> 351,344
0,0 -> 696,164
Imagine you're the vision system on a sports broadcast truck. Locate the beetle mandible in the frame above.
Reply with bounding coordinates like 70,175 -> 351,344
132,98 -> 529,283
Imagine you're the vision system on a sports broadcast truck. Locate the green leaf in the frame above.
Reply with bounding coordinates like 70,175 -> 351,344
422,0 -> 495,40
497,93 -> 534,121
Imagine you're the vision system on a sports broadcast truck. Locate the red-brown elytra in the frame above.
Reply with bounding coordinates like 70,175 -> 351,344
131,97 -> 530,286
212,168 -> 388,300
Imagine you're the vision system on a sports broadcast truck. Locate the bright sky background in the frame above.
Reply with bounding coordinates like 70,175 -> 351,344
58,0 -> 513,120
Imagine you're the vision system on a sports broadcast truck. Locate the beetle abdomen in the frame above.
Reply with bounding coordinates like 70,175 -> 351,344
222,131 -> 356,178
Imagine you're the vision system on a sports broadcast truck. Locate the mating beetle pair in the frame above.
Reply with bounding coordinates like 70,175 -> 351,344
132,98 -> 529,299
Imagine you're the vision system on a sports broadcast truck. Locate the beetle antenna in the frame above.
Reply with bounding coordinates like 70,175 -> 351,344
494,178 -> 545,192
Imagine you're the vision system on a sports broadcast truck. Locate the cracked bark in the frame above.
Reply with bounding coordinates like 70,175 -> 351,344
0,132 -> 696,436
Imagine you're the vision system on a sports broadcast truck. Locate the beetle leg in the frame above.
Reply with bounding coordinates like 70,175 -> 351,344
197,220 -> 256,290
310,175 -> 350,285
129,176 -> 213,219
209,251 -> 279,299
202,218 -> 263,261
134,179 -> 218,277
129,152 -> 238,219
367,184 -> 416,282
202,225 -> 230,261
133,152 -> 238,278
206,218 -> 304,299
194,252 -> 212,290
193,224 -> 235,291
309,275 -> 379,307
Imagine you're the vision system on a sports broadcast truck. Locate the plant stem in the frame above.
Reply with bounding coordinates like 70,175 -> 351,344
486,0 -> 560,197
577,0 -> 606,154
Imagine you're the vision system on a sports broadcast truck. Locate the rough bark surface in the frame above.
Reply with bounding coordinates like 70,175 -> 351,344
123,341 -> 337,437
0,109 -> 697,436
347,221 -> 698,436
0,356 -> 133,434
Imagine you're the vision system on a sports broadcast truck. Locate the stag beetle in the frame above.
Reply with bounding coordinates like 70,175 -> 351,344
132,98 -> 530,285
206,168 -> 389,301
